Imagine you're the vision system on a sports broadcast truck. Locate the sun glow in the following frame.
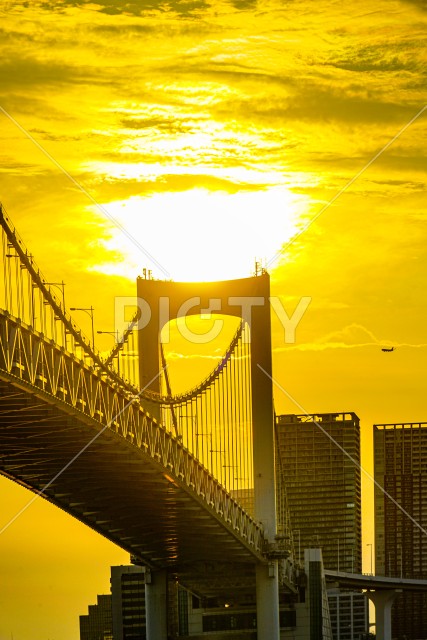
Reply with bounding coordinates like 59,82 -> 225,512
90,187 -> 307,282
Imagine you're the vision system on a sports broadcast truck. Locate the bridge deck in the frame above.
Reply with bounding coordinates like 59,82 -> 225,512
0,372 -> 263,582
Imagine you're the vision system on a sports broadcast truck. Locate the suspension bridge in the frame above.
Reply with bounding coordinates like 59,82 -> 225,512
0,202 -> 295,639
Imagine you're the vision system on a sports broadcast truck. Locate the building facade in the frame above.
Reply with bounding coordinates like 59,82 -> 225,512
111,565 -> 146,640
276,412 -> 366,640
327,590 -> 369,640
276,413 -> 362,573
80,566 -> 146,640
374,422 -> 427,639
79,594 -> 113,640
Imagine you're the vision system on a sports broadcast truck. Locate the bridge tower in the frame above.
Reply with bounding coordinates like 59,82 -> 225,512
136,273 -> 279,640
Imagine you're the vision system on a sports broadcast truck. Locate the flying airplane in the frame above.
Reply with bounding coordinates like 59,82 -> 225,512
381,347 -> 396,352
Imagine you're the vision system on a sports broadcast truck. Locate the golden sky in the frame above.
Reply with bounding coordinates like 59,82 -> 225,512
0,0 -> 426,637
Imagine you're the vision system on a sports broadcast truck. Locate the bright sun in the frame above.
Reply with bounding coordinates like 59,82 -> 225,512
90,187 -> 307,282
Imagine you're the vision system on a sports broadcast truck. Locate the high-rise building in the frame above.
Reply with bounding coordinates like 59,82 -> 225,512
276,412 -> 366,640
79,594 -> 113,640
276,413 -> 362,572
374,422 -> 427,639
111,565 -> 146,640
80,566 -> 146,640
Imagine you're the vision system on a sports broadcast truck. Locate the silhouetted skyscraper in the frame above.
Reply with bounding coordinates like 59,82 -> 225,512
79,594 -> 113,640
276,412 -> 366,640
111,565 -> 146,640
276,412 -> 362,572
374,422 -> 427,639
80,566 -> 146,640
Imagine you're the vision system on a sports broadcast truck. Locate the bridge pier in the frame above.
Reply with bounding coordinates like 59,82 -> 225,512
145,569 -> 168,640
256,561 -> 280,640
367,589 -> 400,640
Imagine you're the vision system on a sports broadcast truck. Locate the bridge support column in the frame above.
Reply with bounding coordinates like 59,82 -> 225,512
145,569 -> 168,640
256,560 -> 280,640
367,589 -> 400,640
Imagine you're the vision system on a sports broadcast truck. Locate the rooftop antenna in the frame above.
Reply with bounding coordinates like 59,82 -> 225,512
254,258 -> 266,276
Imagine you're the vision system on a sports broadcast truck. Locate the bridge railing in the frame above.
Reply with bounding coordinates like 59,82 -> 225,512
0,202 -> 141,392
0,202 -> 261,529
0,309 -> 264,555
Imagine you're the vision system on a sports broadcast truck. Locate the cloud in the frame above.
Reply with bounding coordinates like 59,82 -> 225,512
0,156 -> 44,175
0,26 -> 38,44
400,0 -> 427,11
211,83 -> 419,128
90,23 -> 157,34
323,41 -> 424,74
144,173 -> 269,193
274,323 -> 427,352
0,56 -> 111,94
165,351 -> 222,360
28,128 -> 83,142
26,0 -> 210,16
229,0 -> 257,9
120,115 -> 197,135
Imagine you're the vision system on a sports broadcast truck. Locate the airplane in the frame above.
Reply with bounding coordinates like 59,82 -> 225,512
381,347 -> 396,352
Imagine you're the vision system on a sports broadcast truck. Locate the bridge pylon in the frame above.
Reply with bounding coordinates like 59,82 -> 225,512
136,273 -> 280,640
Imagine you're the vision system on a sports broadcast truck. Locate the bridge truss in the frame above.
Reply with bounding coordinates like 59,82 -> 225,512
0,202 -> 265,565
0,202 -> 301,640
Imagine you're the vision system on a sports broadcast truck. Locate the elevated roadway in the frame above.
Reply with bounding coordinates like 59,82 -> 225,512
324,569 -> 427,591
325,569 -> 427,640
0,311 -> 266,599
